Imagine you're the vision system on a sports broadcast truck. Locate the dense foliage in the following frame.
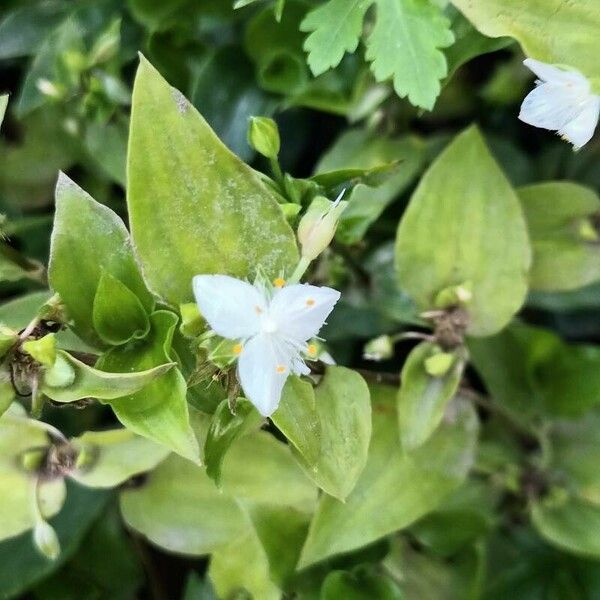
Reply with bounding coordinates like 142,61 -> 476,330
1,0 -> 600,598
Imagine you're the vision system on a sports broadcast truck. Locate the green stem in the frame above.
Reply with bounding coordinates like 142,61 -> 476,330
287,256 -> 311,284
270,158 -> 284,187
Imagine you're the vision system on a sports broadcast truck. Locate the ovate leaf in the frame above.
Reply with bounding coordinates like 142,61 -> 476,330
298,386 -> 478,568
518,182 -> 600,291
127,56 -> 298,305
49,173 -> 153,347
366,0 -> 454,110
93,271 -> 150,345
70,429 -> 170,489
96,311 -> 199,462
395,126 -> 531,336
301,0 -> 372,76
397,341 -> 466,450
451,0 -> 600,88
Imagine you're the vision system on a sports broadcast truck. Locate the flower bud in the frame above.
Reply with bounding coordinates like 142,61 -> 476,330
363,335 -> 393,361
297,192 -> 347,261
22,333 -> 57,367
33,520 -> 60,560
247,116 -> 280,159
424,350 -> 455,377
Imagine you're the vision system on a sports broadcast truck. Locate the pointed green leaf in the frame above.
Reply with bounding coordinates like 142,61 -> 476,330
451,0 -> 600,88
0,95 -> 7,127
204,398 -> 263,485
127,56 -> 298,305
366,0 -> 454,110
395,126 -> 531,336
49,174 -> 153,347
398,341 -> 466,451
532,495 -> 600,559
298,387 -> 478,568
518,182 -> 600,291
70,429 -> 170,489
301,0 -> 373,77
93,271 -> 150,345
41,350 -> 174,403
96,311 -> 199,462
22,333 -> 56,367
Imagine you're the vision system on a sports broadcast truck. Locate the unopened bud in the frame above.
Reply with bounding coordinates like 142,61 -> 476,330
434,281 -> 473,309
36,79 -> 64,100
424,350 -> 455,377
297,192 -> 347,261
363,335 -> 393,361
22,334 -> 56,367
247,116 -> 280,159
33,520 -> 60,560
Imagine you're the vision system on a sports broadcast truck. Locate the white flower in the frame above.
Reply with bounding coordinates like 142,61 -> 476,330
519,58 -> 600,150
193,274 -> 340,416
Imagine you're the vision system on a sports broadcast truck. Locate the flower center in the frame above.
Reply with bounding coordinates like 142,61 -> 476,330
262,317 -> 278,334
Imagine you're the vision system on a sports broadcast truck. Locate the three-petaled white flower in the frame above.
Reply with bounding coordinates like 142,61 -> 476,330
193,274 -> 340,416
519,58 -> 600,150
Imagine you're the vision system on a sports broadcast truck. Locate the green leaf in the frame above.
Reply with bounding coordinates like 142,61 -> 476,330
321,568 -> 405,600
127,56 -> 298,306
49,173 -> 153,347
366,0 -> 454,110
395,126 -> 531,336
398,341 -> 466,451
451,0 -> 600,89
0,95 -> 7,127
531,495 -> 600,559
298,386 -> 478,568
276,367 -> 371,501
42,350 -> 174,403
93,271 -> 150,345
0,407 -> 66,541
96,311 -> 199,462
518,182 -> 600,291
301,0 -> 372,77
315,129 -> 427,244
70,429 -> 170,489
204,398 -> 263,485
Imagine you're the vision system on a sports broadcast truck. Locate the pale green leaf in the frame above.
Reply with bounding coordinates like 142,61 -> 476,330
366,0 -> 454,110
518,182 -> 600,291
395,126 -> 531,336
70,429 -> 170,489
298,386 -> 478,568
48,173 -> 153,347
0,95 -> 7,127
96,311 -> 199,462
451,0 -> 600,88
127,56 -> 298,305
301,0 -> 373,76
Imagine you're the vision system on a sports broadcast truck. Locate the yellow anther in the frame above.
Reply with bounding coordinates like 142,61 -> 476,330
306,298 -> 315,307
307,344 -> 317,356
273,277 -> 286,288
254,305 -> 263,314
233,343 -> 243,355
276,364 -> 286,373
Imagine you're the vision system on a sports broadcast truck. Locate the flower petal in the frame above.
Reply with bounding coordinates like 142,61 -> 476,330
237,333 -> 292,416
559,96 -> 600,149
523,58 -> 588,88
519,82 -> 583,131
192,275 -> 265,339
269,284 -> 340,342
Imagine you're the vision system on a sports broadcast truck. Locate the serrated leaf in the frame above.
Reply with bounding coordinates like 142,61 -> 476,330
127,56 -> 298,306
518,182 -> 600,292
395,126 -> 531,336
451,0 -> 600,89
301,0 -> 372,77
70,429 -> 170,489
398,341 -> 465,450
49,173 -> 153,347
298,387 -> 478,568
93,271 -> 150,346
366,0 -> 454,110
41,350 -> 174,403
96,311 -> 199,462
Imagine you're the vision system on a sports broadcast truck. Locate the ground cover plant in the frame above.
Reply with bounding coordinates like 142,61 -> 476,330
0,0 -> 600,598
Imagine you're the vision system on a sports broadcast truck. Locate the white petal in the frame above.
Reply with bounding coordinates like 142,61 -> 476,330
269,284 -> 340,342
237,333 -> 292,416
523,59 -> 588,88
519,82 -> 583,131
559,96 -> 600,149
192,275 -> 265,339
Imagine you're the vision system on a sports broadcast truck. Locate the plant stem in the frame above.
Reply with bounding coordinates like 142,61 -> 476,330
288,256 -> 311,284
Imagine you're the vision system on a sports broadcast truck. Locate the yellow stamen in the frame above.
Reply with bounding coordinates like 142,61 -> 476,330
276,365 -> 286,373
233,343 -> 243,355
306,298 -> 315,307
273,277 -> 286,288
254,305 -> 263,314
307,344 -> 317,356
